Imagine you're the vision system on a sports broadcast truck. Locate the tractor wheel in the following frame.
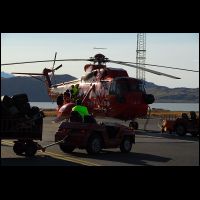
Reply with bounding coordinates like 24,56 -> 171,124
59,143 -> 75,153
86,134 -> 102,155
13,141 -> 25,155
120,136 -> 132,153
24,141 -> 38,157
191,132 -> 198,137
175,125 -> 186,136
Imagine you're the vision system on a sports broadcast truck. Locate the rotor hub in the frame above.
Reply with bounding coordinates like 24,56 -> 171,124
90,54 -> 108,65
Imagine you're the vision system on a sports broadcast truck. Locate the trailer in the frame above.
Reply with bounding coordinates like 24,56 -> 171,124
1,94 -> 44,156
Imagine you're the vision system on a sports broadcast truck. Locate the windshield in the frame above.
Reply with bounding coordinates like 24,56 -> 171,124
109,79 -> 146,95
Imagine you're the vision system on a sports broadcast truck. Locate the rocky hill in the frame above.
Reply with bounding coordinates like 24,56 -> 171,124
145,82 -> 199,103
1,74 -> 76,102
1,75 -> 199,102
1,71 -> 15,78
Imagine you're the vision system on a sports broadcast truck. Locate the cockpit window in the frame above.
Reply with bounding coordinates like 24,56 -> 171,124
109,80 -> 129,96
109,79 -> 146,95
109,80 -> 116,95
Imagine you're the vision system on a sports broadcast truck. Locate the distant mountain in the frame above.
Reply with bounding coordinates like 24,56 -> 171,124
1,74 -> 76,102
1,71 -> 15,78
145,82 -> 199,103
1,75 -> 199,103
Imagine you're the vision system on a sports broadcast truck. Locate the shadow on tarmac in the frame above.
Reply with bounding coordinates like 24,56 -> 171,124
70,151 -> 171,166
1,155 -> 83,166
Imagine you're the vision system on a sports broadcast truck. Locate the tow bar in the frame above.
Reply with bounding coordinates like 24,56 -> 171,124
37,135 -> 69,152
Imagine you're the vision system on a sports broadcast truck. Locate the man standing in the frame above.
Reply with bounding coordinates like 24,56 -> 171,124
54,93 -> 75,123
63,91 -> 71,104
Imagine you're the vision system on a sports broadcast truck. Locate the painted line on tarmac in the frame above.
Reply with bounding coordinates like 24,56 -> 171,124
2,140 -> 100,166
1,140 -> 14,146
40,150 -> 101,166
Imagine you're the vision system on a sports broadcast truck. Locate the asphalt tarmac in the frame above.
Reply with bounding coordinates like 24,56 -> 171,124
1,117 -> 199,166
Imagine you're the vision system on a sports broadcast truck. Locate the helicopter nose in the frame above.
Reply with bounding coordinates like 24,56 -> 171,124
144,94 -> 155,104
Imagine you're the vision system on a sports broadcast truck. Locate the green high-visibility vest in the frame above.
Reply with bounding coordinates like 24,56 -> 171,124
71,87 -> 79,96
72,105 -> 89,119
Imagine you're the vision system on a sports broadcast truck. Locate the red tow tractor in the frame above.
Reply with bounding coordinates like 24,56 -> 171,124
54,121 -> 135,155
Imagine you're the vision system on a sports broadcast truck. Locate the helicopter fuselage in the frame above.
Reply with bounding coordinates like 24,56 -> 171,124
49,65 -> 154,121
7,53 -> 196,121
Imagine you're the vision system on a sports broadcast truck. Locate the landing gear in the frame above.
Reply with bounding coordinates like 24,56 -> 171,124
175,125 -> 186,136
129,121 -> 138,130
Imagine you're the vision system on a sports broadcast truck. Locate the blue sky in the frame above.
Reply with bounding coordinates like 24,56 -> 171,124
1,33 -> 199,88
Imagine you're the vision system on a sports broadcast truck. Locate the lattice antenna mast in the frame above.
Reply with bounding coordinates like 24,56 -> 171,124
136,33 -> 146,84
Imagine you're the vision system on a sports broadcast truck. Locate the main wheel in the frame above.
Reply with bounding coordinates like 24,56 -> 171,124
129,121 -> 138,130
175,125 -> 186,136
120,136 -> 132,153
59,143 -> 75,153
86,134 -> 102,155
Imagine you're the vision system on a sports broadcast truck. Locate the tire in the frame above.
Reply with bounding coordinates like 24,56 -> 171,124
59,143 -> 75,153
86,134 -> 102,155
191,132 -> 198,137
175,125 -> 186,136
24,141 -> 38,157
13,142 -> 25,155
129,122 -> 139,130
163,127 -> 172,134
134,122 -> 139,130
120,136 -> 132,153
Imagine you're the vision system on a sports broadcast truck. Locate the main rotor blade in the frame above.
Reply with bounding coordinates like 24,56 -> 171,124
1,59 -> 90,66
93,47 -> 107,49
123,61 -> 199,72
109,60 -> 181,79
12,72 -> 44,75
52,52 -> 57,70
